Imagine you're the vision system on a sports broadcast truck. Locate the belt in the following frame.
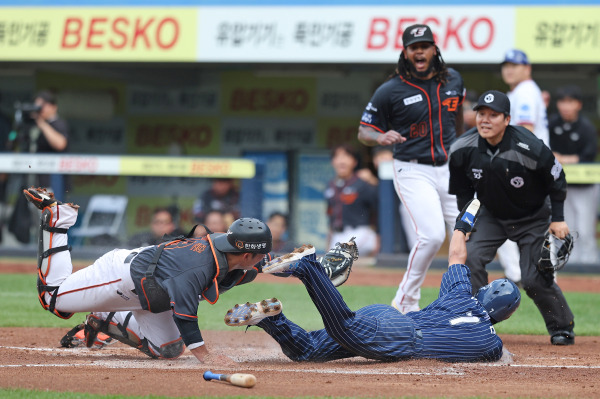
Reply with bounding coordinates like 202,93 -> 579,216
408,158 -> 447,167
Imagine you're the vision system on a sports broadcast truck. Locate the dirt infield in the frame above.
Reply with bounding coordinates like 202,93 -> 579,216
1,329 -> 599,398
2,259 -> 599,398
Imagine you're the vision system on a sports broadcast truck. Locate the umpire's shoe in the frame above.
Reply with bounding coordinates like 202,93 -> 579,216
262,245 -> 315,275
224,298 -> 282,327
551,330 -> 575,346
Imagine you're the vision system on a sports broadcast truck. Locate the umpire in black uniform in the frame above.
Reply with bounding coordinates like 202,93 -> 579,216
448,90 -> 575,345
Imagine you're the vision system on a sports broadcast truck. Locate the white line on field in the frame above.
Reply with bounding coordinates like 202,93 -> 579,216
0,363 -> 461,375
2,346 -> 599,372
475,363 -> 600,369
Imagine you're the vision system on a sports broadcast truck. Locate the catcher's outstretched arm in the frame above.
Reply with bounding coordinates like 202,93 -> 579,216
190,344 -> 236,365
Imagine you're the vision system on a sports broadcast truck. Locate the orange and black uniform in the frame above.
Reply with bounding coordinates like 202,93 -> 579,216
129,234 -> 262,347
360,68 -> 464,165
325,174 -> 377,232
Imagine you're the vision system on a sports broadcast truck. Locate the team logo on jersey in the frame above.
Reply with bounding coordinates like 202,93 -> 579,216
361,112 -> 373,124
442,97 -> 459,111
403,94 -> 423,105
365,102 -> 378,112
510,176 -> 524,188
116,289 -> 130,301
484,93 -> 494,103
472,168 -> 483,179
551,159 -> 563,181
410,26 -> 428,37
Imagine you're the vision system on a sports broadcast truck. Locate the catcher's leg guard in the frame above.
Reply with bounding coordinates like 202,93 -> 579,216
86,313 -> 157,357
86,313 -> 184,359
146,338 -> 185,359
37,206 -> 74,319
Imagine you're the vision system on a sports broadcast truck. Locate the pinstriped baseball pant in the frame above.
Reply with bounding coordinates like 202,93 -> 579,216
258,254 -> 422,362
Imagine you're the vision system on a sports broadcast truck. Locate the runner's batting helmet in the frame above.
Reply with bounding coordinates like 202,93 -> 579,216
476,279 -> 521,324
537,232 -> 574,273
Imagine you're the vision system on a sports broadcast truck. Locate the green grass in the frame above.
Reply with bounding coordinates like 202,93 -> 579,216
1,273 -> 599,335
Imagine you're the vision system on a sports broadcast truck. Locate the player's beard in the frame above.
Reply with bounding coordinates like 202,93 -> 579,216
408,59 -> 435,79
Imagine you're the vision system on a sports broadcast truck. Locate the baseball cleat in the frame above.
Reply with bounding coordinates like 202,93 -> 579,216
262,245 -> 315,275
550,331 -> 575,346
23,187 -> 60,210
224,298 -> 283,327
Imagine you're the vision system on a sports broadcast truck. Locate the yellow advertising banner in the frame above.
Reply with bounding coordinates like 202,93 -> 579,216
119,156 -> 255,179
0,8 -> 197,61
563,164 -> 600,184
221,71 -> 317,117
516,7 -> 600,63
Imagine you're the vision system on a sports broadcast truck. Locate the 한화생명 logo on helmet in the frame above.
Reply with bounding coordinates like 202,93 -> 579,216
484,94 -> 494,103
244,242 -> 267,250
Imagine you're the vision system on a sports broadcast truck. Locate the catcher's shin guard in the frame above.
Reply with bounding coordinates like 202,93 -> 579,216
86,313 -> 184,359
85,313 -> 156,357
36,207 -> 73,319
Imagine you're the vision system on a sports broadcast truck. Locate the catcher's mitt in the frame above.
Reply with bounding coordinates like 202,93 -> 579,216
320,237 -> 359,287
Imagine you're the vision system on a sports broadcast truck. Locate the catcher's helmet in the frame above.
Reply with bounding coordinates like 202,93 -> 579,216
212,218 -> 272,254
537,232 -> 574,273
476,279 -> 521,324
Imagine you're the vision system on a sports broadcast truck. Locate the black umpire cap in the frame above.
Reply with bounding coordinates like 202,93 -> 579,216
212,218 -> 272,254
402,24 -> 435,48
473,90 -> 511,116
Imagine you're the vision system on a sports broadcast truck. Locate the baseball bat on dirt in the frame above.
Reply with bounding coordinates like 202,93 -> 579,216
203,370 -> 256,388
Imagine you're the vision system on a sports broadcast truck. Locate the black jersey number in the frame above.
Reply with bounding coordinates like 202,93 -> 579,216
409,122 -> 428,138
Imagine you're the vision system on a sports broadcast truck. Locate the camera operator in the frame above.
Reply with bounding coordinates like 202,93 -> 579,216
26,90 -> 69,197
30,90 -> 68,154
